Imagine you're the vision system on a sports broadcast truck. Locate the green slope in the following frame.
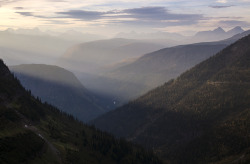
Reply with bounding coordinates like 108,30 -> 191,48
0,59 -> 162,164
93,35 -> 250,163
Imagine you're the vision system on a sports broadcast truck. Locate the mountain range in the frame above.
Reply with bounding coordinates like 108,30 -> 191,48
76,30 -> 250,104
1,26 -> 244,67
114,26 -> 245,44
191,26 -> 244,42
57,38 -> 166,73
93,34 -> 250,163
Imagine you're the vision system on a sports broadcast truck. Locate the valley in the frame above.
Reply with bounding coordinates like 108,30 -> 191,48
0,1 -> 250,162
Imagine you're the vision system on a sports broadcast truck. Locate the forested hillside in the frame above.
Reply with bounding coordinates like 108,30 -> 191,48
0,59 -> 161,164
10,64 -> 106,122
93,35 -> 250,163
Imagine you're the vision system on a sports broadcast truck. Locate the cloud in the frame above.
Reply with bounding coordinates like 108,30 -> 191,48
56,10 -> 105,20
16,6 -> 204,27
44,20 -> 73,25
0,0 -> 22,6
216,0 -> 227,3
209,5 -> 234,8
15,12 -> 47,18
16,12 -> 33,16
54,7 -> 204,26
122,7 -> 203,21
14,7 -> 24,10
219,20 -> 250,27
107,7 -> 204,27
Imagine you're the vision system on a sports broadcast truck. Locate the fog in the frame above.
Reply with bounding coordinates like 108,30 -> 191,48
1,27 -> 248,107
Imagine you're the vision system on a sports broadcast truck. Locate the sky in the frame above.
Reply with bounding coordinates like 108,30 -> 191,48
0,0 -> 250,36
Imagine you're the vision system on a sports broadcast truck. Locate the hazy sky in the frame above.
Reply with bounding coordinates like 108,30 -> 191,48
0,0 -> 250,35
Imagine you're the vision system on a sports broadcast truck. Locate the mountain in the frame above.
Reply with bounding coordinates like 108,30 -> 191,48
74,30 -> 250,105
58,30 -> 106,43
10,64 -> 106,122
115,31 -> 186,41
93,34 -> 250,163
57,38 -> 166,73
223,29 -> 250,43
104,43 -> 227,100
113,27 -> 245,46
0,59 -> 162,163
191,26 -> 245,43
227,26 -> 244,36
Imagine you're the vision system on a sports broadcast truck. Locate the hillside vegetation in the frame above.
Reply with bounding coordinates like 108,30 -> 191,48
10,64 -> 106,122
0,59 -> 161,164
93,35 -> 250,163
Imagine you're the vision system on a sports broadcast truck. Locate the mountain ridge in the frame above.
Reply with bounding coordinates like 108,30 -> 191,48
10,64 -> 106,122
74,30 -> 250,105
93,34 -> 250,163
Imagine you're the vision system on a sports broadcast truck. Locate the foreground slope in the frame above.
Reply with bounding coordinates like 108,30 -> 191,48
10,64 -> 105,122
93,35 -> 250,163
0,59 -> 161,164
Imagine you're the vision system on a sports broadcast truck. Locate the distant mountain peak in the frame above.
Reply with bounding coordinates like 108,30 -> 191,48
213,27 -> 225,33
233,26 -> 243,30
227,26 -> 244,34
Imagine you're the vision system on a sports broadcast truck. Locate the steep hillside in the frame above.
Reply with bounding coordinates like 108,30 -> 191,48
109,43 -> 226,90
10,64 -> 105,122
0,59 -> 162,164
78,43 -> 226,104
93,35 -> 250,163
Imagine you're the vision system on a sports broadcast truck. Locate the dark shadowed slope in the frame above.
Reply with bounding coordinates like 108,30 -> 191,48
0,59 -> 162,164
10,64 -> 105,122
93,34 -> 250,163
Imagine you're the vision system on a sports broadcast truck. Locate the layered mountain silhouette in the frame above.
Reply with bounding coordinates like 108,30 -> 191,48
114,27 -> 244,45
10,64 -> 106,122
81,30 -> 250,104
191,26 -> 244,42
57,38 -> 165,73
0,59 -> 162,163
93,34 -> 250,163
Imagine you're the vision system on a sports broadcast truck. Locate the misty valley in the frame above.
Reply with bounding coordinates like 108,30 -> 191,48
1,1 -> 250,163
